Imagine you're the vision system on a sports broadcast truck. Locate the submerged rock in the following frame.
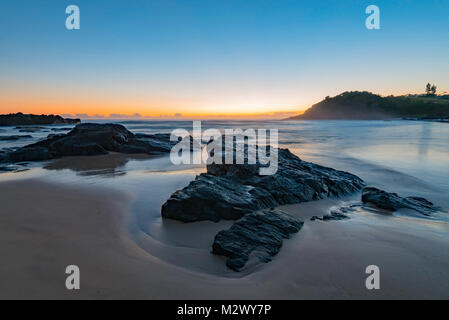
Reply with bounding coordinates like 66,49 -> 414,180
51,127 -> 71,131
162,148 -> 365,222
17,127 -> 44,133
0,135 -> 32,141
0,163 -> 29,172
1,123 -> 176,163
212,209 -> 304,271
362,187 -> 438,216
311,207 -> 351,221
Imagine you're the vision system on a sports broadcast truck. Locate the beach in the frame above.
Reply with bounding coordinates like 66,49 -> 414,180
1,120 -> 449,299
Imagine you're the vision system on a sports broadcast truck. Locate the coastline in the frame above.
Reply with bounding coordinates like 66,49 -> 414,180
1,174 -> 448,299
1,120 -> 449,299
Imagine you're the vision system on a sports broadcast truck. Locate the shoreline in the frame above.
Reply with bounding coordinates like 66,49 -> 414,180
1,120 -> 449,299
1,174 -> 448,299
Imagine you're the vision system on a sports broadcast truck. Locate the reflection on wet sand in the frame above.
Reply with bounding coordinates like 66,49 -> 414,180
44,153 -> 155,177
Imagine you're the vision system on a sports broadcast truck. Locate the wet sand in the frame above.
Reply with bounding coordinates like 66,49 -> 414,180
1,174 -> 448,299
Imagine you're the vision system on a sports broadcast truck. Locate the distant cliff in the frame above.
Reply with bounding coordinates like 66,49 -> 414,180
287,91 -> 449,120
0,113 -> 81,126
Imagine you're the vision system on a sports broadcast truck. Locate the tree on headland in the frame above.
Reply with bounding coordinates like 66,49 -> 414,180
425,83 -> 437,96
431,84 -> 437,95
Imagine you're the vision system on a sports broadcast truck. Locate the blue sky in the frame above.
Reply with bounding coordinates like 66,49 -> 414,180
0,0 -> 448,117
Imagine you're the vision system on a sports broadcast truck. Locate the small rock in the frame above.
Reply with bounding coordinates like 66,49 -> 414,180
362,187 -> 438,216
310,209 -> 349,221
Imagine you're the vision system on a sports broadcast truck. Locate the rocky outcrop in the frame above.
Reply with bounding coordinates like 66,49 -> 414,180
212,209 -> 303,271
161,148 -> 365,222
1,123 -> 176,163
0,113 -> 80,126
162,148 -> 364,270
361,187 -> 438,216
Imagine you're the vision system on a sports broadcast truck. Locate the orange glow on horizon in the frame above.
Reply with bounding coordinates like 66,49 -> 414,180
0,93 -> 307,119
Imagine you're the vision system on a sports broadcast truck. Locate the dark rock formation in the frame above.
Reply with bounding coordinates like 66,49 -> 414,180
162,148 -> 365,222
311,188 -> 442,222
0,113 -> 80,126
1,123 -> 177,163
212,209 -> 304,271
361,187 -> 438,216
0,135 -> 32,141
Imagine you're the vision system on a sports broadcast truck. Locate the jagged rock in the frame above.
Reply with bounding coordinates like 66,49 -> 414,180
51,128 -> 71,131
1,123 -> 177,163
162,148 -> 365,222
0,113 -> 80,126
0,135 -> 32,141
361,187 -> 438,216
212,209 -> 303,271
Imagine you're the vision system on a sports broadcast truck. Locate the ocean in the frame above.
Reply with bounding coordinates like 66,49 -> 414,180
2,119 -> 448,191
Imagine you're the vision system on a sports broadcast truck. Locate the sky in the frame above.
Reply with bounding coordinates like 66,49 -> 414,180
0,0 -> 448,119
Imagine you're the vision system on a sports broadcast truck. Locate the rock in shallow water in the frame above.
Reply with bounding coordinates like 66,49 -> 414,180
212,209 -> 304,271
310,207 -> 351,221
162,148 -> 365,222
313,187 -> 441,222
0,123 -> 176,163
0,135 -> 32,141
362,187 -> 438,216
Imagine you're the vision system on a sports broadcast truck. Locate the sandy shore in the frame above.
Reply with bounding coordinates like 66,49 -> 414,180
1,174 -> 448,299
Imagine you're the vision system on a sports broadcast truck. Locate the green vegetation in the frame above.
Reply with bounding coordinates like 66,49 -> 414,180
288,91 -> 449,120
425,83 -> 437,96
